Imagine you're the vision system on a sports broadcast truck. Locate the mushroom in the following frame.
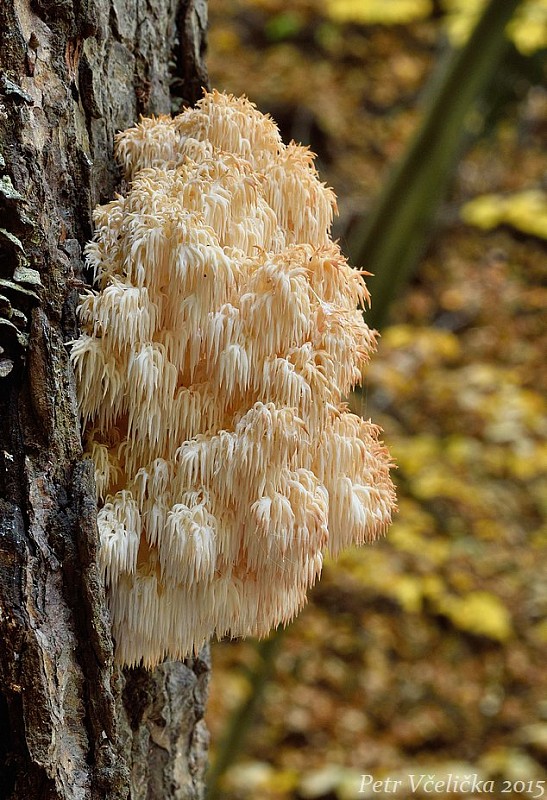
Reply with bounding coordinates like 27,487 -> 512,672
72,90 -> 396,668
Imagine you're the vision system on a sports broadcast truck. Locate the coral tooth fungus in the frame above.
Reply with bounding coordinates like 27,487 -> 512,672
72,90 -> 396,668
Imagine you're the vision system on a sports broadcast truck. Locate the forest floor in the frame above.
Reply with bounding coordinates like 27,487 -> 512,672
204,2 -> 547,797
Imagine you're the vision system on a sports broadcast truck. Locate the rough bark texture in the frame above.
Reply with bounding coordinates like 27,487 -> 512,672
0,1 -> 210,798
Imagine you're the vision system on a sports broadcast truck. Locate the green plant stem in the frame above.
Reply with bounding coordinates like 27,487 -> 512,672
349,0 -> 522,330
205,630 -> 285,800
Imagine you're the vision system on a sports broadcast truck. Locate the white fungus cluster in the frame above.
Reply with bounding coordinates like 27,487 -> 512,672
72,91 -> 396,668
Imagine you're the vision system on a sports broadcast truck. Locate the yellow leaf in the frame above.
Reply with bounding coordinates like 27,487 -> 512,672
461,190 -> 547,239
325,0 -> 432,25
438,591 -> 513,641
392,575 -> 424,612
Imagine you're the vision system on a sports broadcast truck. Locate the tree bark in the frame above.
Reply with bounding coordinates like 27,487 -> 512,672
0,1 -> 210,798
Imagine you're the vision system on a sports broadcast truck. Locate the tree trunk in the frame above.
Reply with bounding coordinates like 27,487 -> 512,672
0,1 -> 210,798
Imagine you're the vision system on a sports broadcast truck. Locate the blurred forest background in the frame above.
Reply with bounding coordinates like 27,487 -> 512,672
201,1 -> 547,797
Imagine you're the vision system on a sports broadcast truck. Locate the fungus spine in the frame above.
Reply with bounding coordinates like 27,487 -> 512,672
72,90 -> 396,668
